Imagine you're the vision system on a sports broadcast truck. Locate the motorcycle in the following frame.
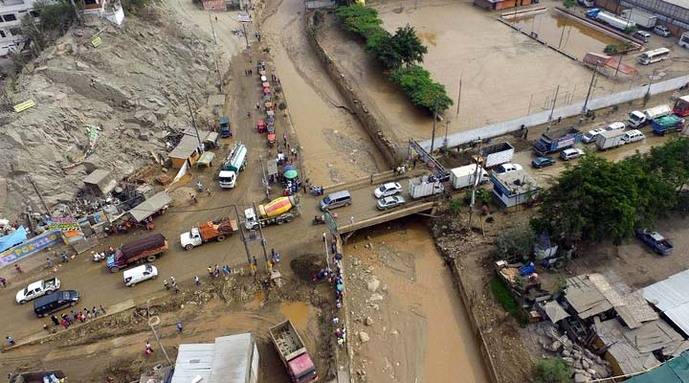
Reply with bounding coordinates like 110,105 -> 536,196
195,180 -> 205,192
309,186 -> 324,196
313,212 -> 337,225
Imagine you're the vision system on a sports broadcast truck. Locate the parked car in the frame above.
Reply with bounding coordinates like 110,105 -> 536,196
493,163 -> 523,174
531,157 -> 556,169
582,127 -> 606,143
376,195 -> 406,210
373,182 -> 402,199
16,278 -> 60,304
654,25 -> 672,37
123,264 -> 158,287
33,290 -> 80,318
622,129 -> 645,143
560,148 -> 584,161
605,121 -> 626,131
632,30 -> 651,43
635,229 -> 673,256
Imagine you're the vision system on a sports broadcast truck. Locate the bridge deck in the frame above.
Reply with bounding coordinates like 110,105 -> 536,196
337,201 -> 436,234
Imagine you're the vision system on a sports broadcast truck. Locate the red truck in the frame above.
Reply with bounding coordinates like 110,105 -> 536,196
106,233 -> 168,272
269,320 -> 319,383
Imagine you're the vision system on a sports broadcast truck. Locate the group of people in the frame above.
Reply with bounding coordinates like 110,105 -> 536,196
207,264 -> 232,279
47,306 -> 107,330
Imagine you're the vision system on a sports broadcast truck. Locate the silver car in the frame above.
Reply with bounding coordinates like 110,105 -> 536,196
377,195 -> 406,210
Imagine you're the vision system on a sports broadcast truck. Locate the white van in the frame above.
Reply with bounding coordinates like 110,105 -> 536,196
123,264 -> 158,287
622,129 -> 645,143
680,32 -> 689,49
637,47 -> 670,65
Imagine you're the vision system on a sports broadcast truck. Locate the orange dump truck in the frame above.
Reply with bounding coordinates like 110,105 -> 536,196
179,217 -> 239,250
244,196 -> 299,230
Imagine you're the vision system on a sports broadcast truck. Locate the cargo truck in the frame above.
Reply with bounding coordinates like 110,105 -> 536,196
479,142 -> 514,168
408,175 -> 444,199
595,129 -> 627,150
106,233 -> 168,272
586,8 -> 636,31
244,196 -> 299,230
627,104 -> 672,127
652,115 -> 685,135
621,9 -> 657,29
673,95 -> 689,117
219,116 -> 231,138
449,164 -> 488,190
219,143 -> 247,189
532,131 -> 581,157
269,320 -> 319,383
179,217 -> 239,250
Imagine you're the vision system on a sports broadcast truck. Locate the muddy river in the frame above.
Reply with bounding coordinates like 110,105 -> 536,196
346,221 -> 488,382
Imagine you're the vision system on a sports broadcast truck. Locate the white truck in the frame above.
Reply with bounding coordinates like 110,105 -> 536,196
16,278 -> 61,304
595,129 -> 627,150
627,104 -> 672,128
680,32 -> 689,49
586,8 -> 636,31
218,143 -> 247,189
408,176 -> 444,199
450,164 -> 488,190
479,142 -> 514,168
621,9 -> 657,29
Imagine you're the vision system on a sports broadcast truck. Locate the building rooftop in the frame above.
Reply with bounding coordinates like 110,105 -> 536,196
491,170 -> 539,196
171,333 -> 256,383
627,351 -> 689,383
128,191 -> 171,222
644,269 -> 689,336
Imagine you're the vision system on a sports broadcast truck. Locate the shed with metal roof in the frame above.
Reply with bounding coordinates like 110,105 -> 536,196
171,333 -> 258,383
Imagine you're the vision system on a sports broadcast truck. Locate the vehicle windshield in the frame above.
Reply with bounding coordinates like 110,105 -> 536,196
23,287 -> 29,295
322,197 -> 331,204
145,265 -> 152,273
219,175 -> 234,182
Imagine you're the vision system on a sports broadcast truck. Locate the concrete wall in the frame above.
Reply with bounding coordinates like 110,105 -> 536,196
305,12 -> 404,168
421,74 -> 689,151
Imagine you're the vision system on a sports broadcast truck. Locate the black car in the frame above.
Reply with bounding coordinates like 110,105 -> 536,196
531,156 -> 556,169
33,290 -> 80,317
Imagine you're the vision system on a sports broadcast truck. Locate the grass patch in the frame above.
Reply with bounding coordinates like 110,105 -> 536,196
490,276 -> 527,325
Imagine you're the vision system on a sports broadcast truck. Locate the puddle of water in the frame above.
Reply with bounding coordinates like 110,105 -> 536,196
512,10 -> 623,59
280,301 -> 311,329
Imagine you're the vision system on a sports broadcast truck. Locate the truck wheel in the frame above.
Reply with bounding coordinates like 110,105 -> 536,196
19,299 -> 25,304
109,266 -> 119,273
146,255 -> 156,263
70,302 -> 76,307
45,290 -> 54,295
185,244 -> 194,251
38,313 -> 45,318
217,235 -> 226,242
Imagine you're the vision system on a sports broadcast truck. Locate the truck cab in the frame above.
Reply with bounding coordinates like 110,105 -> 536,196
627,110 -> 647,128
244,208 -> 260,230
219,116 -> 231,138
180,227 -> 203,250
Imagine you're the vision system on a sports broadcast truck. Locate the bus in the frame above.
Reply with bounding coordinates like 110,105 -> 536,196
637,47 -> 671,65
680,32 -> 689,49
673,95 -> 689,117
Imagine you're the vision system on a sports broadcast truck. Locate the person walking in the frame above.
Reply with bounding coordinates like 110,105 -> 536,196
99,305 -> 107,315
207,265 -> 213,277
163,279 -> 169,290
176,321 -> 183,334
194,275 -> 201,287
144,340 -> 153,356
50,314 -> 59,326
0,276 -> 6,287
6,336 -> 15,346
14,264 -> 22,273
92,306 -> 98,318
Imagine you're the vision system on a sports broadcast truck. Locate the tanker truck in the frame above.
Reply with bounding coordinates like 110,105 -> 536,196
244,196 -> 300,230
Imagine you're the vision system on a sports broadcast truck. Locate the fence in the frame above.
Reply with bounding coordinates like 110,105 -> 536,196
422,74 -> 689,150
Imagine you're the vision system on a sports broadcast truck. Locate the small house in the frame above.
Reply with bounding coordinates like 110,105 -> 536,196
490,170 -> 539,208
83,169 -> 117,196
473,0 -> 534,11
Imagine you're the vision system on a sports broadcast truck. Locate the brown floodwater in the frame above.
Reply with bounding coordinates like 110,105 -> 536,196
511,10 -> 623,60
346,221 -> 488,382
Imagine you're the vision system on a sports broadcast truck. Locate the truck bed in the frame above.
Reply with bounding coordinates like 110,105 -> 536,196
270,321 -> 306,361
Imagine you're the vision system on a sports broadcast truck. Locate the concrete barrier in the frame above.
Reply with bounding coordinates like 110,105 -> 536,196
421,74 -> 689,150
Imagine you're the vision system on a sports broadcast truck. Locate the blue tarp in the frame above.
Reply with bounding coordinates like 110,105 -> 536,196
0,226 -> 28,253
627,351 -> 689,383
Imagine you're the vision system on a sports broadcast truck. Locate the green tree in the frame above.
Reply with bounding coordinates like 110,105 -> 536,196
647,138 -> 689,192
495,224 -> 535,262
373,34 -> 403,69
335,4 -> 382,37
533,358 -> 571,383
390,25 -> 427,66
20,0 -> 78,55
563,0 -> 576,8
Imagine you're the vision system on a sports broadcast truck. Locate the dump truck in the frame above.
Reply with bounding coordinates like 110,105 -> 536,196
479,142 -> 514,168
532,131 -> 581,157
652,115 -> 685,135
269,320 -> 319,383
450,164 -> 488,190
595,129 -> 627,150
179,217 -> 239,250
627,104 -> 672,128
106,233 -> 168,272
244,196 -> 299,230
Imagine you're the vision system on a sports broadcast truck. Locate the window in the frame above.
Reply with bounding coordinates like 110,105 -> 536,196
0,31 -> 5,38
3,14 -> 17,22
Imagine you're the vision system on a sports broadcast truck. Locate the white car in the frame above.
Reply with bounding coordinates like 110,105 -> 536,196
16,278 -> 61,304
605,121 -> 626,131
493,163 -> 523,174
123,264 -> 158,287
560,148 -> 584,161
376,195 -> 406,210
654,25 -> 671,37
374,182 -> 402,199
622,129 -> 645,143
582,127 -> 606,143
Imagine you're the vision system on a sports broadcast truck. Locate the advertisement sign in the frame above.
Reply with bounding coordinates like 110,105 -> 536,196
0,230 -> 63,267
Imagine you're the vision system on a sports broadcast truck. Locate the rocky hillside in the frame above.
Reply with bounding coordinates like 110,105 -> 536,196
0,7 -> 218,219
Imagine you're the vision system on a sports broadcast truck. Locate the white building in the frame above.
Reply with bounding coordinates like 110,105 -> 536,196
0,0 -> 39,56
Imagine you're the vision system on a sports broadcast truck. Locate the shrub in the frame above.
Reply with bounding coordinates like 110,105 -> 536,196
563,0 -> 576,8
533,358 -> 571,383
495,224 -> 535,262
448,198 -> 463,215
390,65 -> 453,114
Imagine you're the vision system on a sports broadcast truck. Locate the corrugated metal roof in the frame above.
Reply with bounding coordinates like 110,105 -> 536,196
128,191 -> 172,222
171,333 -> 256,383
644,270 -> 689,337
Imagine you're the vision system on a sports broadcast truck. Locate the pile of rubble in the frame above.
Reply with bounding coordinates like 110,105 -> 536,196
0,6 -> 219,219
538,324 -> 612,382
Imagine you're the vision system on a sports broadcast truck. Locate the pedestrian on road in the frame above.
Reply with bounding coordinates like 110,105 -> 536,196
194,275 -> 201,287
163,279 -> 169,290
222,265 -> 231,278
99,305 -> 106,315
6,336 -> 15,346
207,266 -> 213,277
0,276 -> 6,287
176,321 -> 183,334
50,315 -> 59,326
214,264 -> 220,278
92,306 -> 98,318
350,216 -> 355,225
46,257 -> 53,268
61,252 -> 69,263
170,276 -> 176,286
256,102 -> 260,110
144,340 -> 153,356
14,264 -> 22,273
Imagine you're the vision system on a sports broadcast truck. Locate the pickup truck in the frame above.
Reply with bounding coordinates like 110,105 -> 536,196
16,277 -> 61,304
635,229 -> 673,256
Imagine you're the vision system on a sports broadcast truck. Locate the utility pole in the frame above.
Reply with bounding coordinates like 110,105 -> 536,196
582,66 -> 598,114
468,138 -> 483,227
548,85 -> 560,122
186,95 -> 202,146
430,100 -> 439,153
145,300 -> 172,365
209,13 -> 217,45
241,22 -> 250,49
252,202 -> 271,272
230,205 -> 254,271
27,175 -> 50,215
